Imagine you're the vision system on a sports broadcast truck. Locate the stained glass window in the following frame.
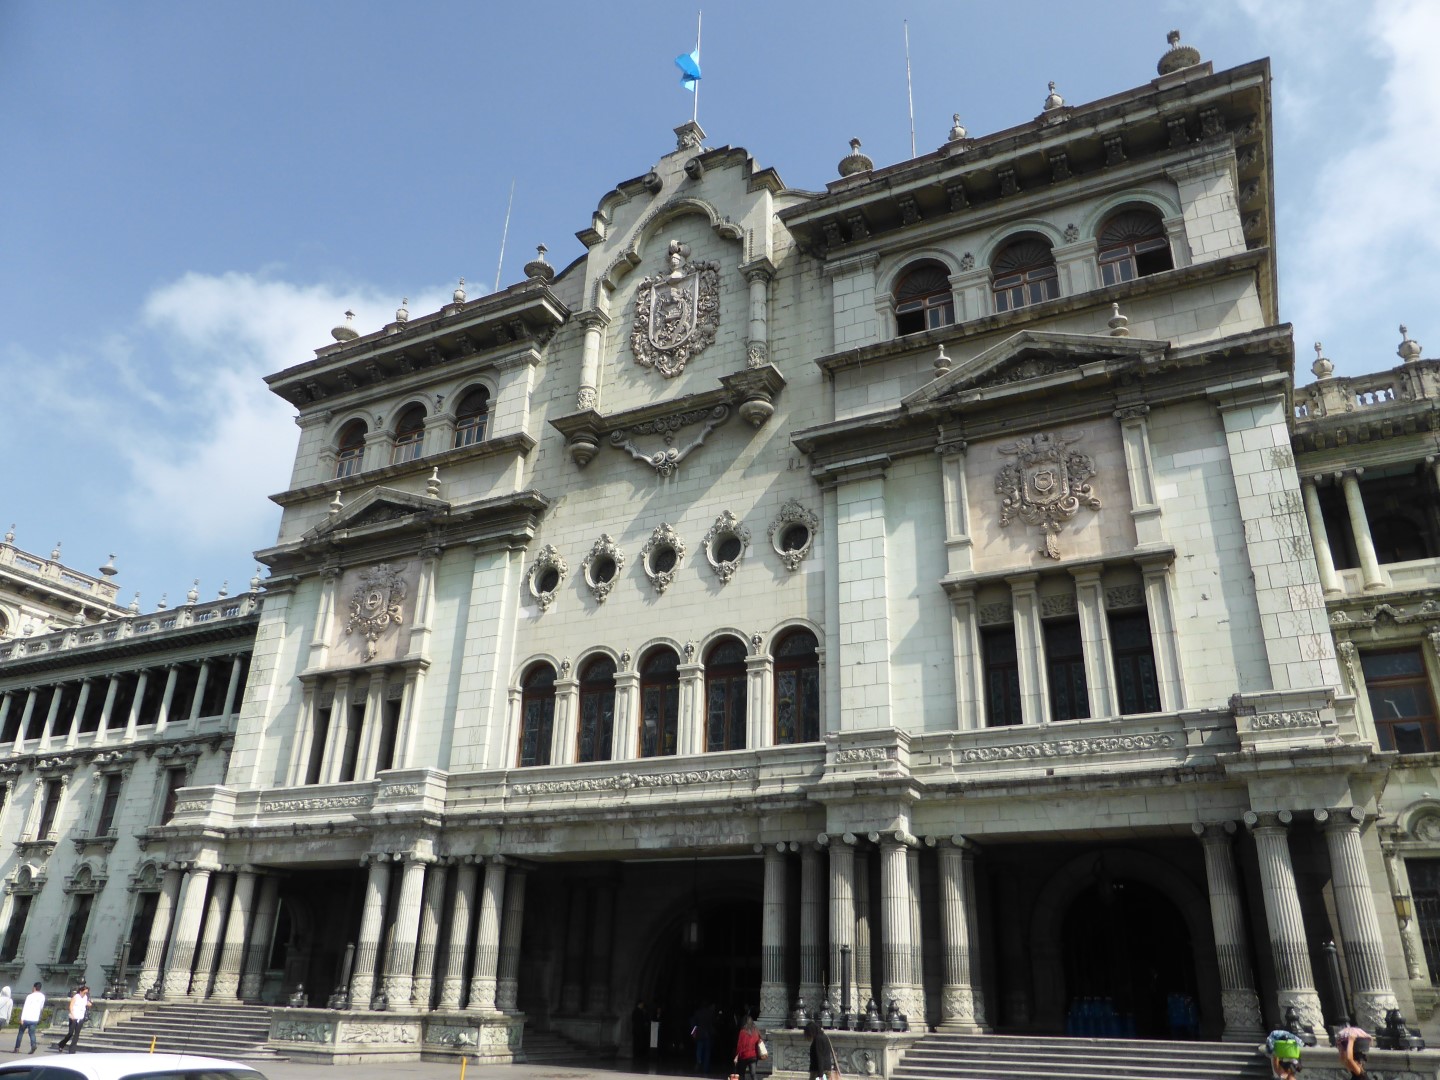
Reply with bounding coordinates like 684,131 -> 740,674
577,656 -> 616,763
774,629 -> 820,744
640,649 -> 680,758
517,664 -> 556,767
706,638 -> 748,751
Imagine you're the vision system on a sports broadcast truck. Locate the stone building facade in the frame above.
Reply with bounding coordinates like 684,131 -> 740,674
4,33 -> 1440,1063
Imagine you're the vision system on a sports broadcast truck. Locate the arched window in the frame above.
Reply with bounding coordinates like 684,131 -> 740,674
991,236 -> 1059,313
517,663 -> 556,767
1097,209 -> 1173,286
577,656 -> 616,763
453,387 -> 491,449
773,629 -> 820,744
893,261 -> 955,336
334,420 -> 368,479
391,404 -> 426,465
705,638 -> 748,752
639,648 -> 680,758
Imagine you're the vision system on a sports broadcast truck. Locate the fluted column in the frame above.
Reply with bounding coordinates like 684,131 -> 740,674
162,865 -> 213,997
138,867 -> 183,993
154,663 -> 180,734
349,856 -> 392,1009
826,835 -> 856,1013
12,690 -> 36,753
960,844 -> 988,1027
213,868 -> 257,1000
935,839 -> 982,1032
221,655 -> 245,717
1301,478 -> 1342,596
468,859 -> 506,1012
384,856 -> 429,1007
584,879 -> 616,1014
95,673 -> 121,741
743,264 -> 773,366
854,849 -> 874,1009
575,311 -> 609,411
189,659 -> 213,725
65,678 -> 93,748
1245,811 -> 1324,1033
1339,470 -> 1387,590
1316,807 -> 1400,1029
412,861 -> 448,1009
1193,823 -> 1263,1040
38,681 -> 64,749
240,875 -> 280,1001
880,835 -> 921,1019
123,670 -> 149,743
441,860 -> 478,1010
192,871 -> 235,997
496,866 -> 528,1012
758,843 -> 789,1026
560,885 -> 588,1013
799,842 -> 825,1007
1381,843 -> 1427,983
906,847 -> 926,1028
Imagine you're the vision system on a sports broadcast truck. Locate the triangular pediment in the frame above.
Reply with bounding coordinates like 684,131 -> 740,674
902,330 -> 1168,409
303,486 -> 448,541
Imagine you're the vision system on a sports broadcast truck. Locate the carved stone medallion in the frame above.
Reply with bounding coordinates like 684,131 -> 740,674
631,240 -> 721,377
994,430 -> 1101,559
345,563 -> 408,661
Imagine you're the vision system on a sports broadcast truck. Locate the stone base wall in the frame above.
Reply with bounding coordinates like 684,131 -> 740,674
766,1029 -> 922,1079
267,1008 -> 524,1064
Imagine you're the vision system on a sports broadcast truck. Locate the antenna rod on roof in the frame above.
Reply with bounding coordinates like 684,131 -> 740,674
693,10 -> 702,125
494,178 -> 516,294
904,20 -> 916,158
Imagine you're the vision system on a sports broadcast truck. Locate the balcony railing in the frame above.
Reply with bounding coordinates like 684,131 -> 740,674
0,594 -> 259,663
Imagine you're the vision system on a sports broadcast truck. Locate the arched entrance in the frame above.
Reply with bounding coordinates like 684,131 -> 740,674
1060,875 -> 1199,1037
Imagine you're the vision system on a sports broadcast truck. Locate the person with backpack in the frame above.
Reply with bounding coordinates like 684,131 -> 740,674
1266,1028 -> 1303,1078
1335,1022 -> 1371,1078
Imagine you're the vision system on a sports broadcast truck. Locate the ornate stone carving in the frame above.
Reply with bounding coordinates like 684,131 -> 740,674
942,986 -> 977,1023
341,1022 -> 418,1045
959,733 -> 1175,762
1336,640 -> 1358,691
631,240 -> 721,378
1039,593 -> 1076,618
746,341 -> 768,368
171,801 -> 208,816
980,356 -> 1077,387
702,511 -> 750,584
1104,585 -> 1145,611
1413,814 -> 1440,842
377,783 -> 422,798
834,747 -> 897,765
260,795 -> 369,814
581,534 -> 626,603
274,1019 -> 334,1043
525,544 -> 568,611
977,603 -> 1012,626
847,1048 -> 880,1075
345,563 -> 407,662
512,767 -> 756,796
1249,710 -> 1324,731
640,523 -> 686,594
1062,223 -> 1079,243
959,252 -> 975,272
426,1024 -> 479,1048
768,499 -> 818,572
1220,988 -> 1262,1034
995,430 -> 1101,559
610,404 -> 730,478
576,386 -> 597,410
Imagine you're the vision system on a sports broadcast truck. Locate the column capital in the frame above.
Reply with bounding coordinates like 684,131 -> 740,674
1191,820 -> 1239,841
1112,403 -> 1151,422
1313,806 -> 1365,827
925,834 -> 976,851
1244,809 -> 1294,831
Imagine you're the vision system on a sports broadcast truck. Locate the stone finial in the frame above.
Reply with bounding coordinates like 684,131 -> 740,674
1109,302 -> 1130,337
426,467 -> 442,499
156,592 -> 168,611
1043,81 -> 1064,112
251,566 -> 264,593
524,244 -> 555,283
674,121 -> 705,152
1312,342 -> 1334,379
329,491 -> 344,516
453,278 -> 467,304
186,580 -> 199,605
99,554 -> 118,578
1398,324 -> 1423,363
129,592 -> 141,614
948,113 -> 967,142
331,309 -> 359,343
934,344 -> 953,376
838,138 -> 874,177
3,524 -> 12,544
395,298 -> 409,325
217,581 -> 229,599
1157,30 -> 1203,76
50,542 -> 61,562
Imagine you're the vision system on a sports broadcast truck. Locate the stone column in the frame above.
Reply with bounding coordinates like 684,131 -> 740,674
192,871 -> 236,997
288,683 -> 318,786
441,860 -> 478,1010
138,866 -> 184,993
560,885 -> 588,1013
949,585 -> 984,730
826,835 -> 855,1013
799,843 -> 825,1007
584,878 -> 616,1014
154,664 -> 180,733
1193,823 -> 1264,1040
349,856 -> 392,1009
612,667 -> 641,761
1115,404 -> 1164,547
1316,808 -> 1401,1029
1339,470 -> 1387,590
743,263 -> 773,366
412,860 -> 448,1009
854,849 -> 874,1009
189,659 -> 213,725
321,677 -> 353,784
575,310 -> 610,411
1007,574 -> 1046,724
1138,554 -> 1187,711
468,859 -> 506,1012
12,690 -> 36,752
960,845 -> 988,1027
356,671 -> 387,781
906,847 -> 926,1027
1245,811 -> 1324,1033
384,856 -> 429,1007
678,655 -> 705,756
758,843 -> 789,1027
240,875 -> 280,1001
39,682 -> 65,749
95,674 -> 121,741
935,839 -> 983,1032
213,868 -> 258,1000
1071,567 -> 1116,718
162,865 -> 214,998
221,655 -> 245,717
123,669 -> 149,743
65,678 -> 93,747
496,866 -> 528,1012
1301,478 -> 1342,596
879,835 -> 921,1019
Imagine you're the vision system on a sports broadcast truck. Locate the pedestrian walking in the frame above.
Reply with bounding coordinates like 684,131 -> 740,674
1335,1022 -> 1372,1078
54,985 -> 89,1054
0,987 -> 13,1031
13,984 -> 43,1054
733,1014 -> 765,1080
805,1019 -> 839,1080
1266,1028 -> 1303,1079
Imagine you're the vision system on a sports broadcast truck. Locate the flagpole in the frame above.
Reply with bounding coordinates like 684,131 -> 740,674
693,10 -> 702,124
904,20 -> 916,158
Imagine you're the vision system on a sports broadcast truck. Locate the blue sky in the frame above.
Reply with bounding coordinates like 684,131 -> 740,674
2,1 -> 1436,620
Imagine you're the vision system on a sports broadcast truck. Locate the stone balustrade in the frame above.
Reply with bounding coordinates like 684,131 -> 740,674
0,593 -> 259,662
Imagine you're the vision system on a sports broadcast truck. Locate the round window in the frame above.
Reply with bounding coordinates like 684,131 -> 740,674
715,534 -> 743,563
536,568 -> 560,594
780,524 -> 810,552
651,546 -> 678,574
591,556 -> 617,584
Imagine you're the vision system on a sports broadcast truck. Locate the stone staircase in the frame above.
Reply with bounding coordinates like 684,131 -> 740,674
892,1032 -> 1272,1080
75,1002 -> 284,1061
521,1027 -> 618,1065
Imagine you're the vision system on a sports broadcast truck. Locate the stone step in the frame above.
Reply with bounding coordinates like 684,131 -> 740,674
893,1034 -> 1271,1080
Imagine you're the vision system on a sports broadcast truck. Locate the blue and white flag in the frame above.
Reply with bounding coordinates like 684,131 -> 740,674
675,49 -> 702,91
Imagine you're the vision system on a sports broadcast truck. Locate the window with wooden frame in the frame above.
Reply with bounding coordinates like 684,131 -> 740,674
639,648 -> 681,758
893,261 -> 956,335
36,778 -> 63,839
517,664 -> 557,767
1044,619 -> 1090,721
1110,610 -> 1161,715
576,656 -> 616,763
991,236 -> 1059,313
94,773 -> 124,836
453,387 -> 491,449
390,404 -> 426,465
705,638 -> 748,752
982,626 -> 1023,726
773,629 -> 820,745
58,892 -> 94,963
334,419 -> 368,479
160,766 -> 188,824
1362,648 -> 1440,753
0,895 -> 31,961
1097,208 -> 1173,286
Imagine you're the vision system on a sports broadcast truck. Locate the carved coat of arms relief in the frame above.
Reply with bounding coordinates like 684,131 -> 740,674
344,562 -> 408,661
994,429 -> 1102,560
631,239 -> 721,377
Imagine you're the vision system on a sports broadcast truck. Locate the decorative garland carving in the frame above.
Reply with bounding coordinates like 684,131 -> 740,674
260,795 -> 369,814
512,767 -> 757,796
1249,710 -> 1324,731
1104,584 -> 1145,610
834,747 -> 897,764
702,511 -> 750,584
525,544 -> 568,611
959,733 -> 1175,762
581,534 -> 626,604
1039,593 -> 1076,618
977,603 -> 1012,626
995,429 -> 1101,559
631,240 -> 721,378
768,499 -> 818,572
611,404 -> 730,477
345,563 -> 408,662
640,523 -> 686,595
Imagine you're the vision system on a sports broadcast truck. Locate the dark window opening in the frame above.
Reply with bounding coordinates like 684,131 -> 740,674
391,404 -> 426,465
591,556 -> 617,584
335,420 -> 367,479
992,237 -> 1059,313
1044,619 -> 1090,721
982,626 -> 1023,726
1406,858 -> 1440,984
169,664 -> 200,722
161,767 -> 187,824
715,534 -> 743,563
0,895 -> 32,961
1363,649 -> 1440,753
37,779 -> 63,839
705,638 -> 748,752
135,671 -> 166,726
780,525 -> 810,552
58,892 -> 94,963
375,698 -> 400,774
1098,209 -> 1173,286
106,673 -> 138,731
337,702 -> 364,782
640,649 -> 681,758
128,889 -> 160,959
54,682 -> 80,738
774,629 -> 820,745
651,546 -> 678,574
95,773 -> 123,836
536,567 -> 561,594
1111,610 -> 1162,714
518,664 -> 557,767
0,694 -> 21,743
577,657 -> 616,763
25,687 -> 54,740
198,662 -> 229,718
893,261 -> 955,335
305,706 -> 331,785
453,387 -> 491,448
78,679 -> 106,732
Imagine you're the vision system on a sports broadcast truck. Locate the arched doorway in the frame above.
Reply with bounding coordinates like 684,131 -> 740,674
1060,875 -> 1199,1037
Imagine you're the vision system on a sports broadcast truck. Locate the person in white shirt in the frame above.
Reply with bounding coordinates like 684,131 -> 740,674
54,985 -> 89,1054
0,987 -> 13,1030
13,983 -> 43,1054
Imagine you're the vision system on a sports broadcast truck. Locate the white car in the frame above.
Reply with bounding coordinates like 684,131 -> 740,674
0,1054 -> 267,1080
